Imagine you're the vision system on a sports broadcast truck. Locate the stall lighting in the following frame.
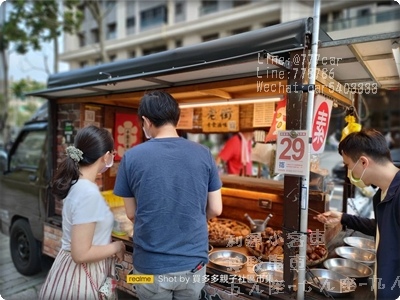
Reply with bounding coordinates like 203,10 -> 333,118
179,97 -> 282,109
392,40 -> 400,78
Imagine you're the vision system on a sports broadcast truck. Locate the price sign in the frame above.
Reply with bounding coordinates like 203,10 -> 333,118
275,130 -> 308,176
311,95 -> 333,154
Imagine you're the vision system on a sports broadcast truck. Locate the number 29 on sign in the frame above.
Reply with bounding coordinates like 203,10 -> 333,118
275,130 -> 308,176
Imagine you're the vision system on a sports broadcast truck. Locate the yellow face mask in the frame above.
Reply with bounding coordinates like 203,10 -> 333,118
347,159 -> 368,189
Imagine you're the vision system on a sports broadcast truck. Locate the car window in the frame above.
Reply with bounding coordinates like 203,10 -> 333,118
10,130 -> 46,170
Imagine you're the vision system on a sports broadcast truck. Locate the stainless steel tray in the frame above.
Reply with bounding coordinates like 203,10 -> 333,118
253,262 -> 284,283
208,250 -> 247,271
306,268 -> 356,296
343,236 -> 375,253
323,258 -> 373,279
335,246 -> 375,266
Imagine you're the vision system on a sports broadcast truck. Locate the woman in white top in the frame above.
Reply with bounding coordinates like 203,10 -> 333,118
39,125 -> 125,300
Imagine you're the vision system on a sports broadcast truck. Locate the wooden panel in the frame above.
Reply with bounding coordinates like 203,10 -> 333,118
220,187 -> 337,244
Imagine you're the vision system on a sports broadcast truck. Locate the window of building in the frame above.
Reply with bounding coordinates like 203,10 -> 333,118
319,13 -> 329,31
175,2 -> 184,15
377,1 -> 394,6
233,0 -> 250,8
107,23 -> 117,40
143,45 -> 167,56
356,8 -> 371,26
129,51 -> 136,58
80,61 -> 88,68
91,28 -> 99,43
200,1 -> 218,15
106,0 -> 116,9
126,16 -> 135,28
78,32 -> 86,47
175,39 -> 182,48
231,26 -> 250,35
202,33 -> 219,42
109,54 -> 116,62
140,5 -> 168,29
95,58 -> 102,65
376,9 -> 400,23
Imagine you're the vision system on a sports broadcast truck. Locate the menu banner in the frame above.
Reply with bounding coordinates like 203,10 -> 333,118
202,105 -> 239,132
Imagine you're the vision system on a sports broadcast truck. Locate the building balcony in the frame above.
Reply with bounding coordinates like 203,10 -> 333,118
321,9 -> 400,32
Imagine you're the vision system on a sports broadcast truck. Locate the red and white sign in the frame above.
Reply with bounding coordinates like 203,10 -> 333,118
311,95 -> 333,154
275,130 -> 308,176
114,113 -> 141,160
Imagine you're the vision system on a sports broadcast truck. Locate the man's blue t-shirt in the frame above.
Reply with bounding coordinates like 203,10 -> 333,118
114,137 -> 222,274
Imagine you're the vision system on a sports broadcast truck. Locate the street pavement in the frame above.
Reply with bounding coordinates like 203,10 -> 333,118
0,232 -> 132,300
0,233 -> 52,300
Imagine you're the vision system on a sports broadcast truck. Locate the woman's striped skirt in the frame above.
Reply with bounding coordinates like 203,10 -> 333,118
39,250 -> 114,300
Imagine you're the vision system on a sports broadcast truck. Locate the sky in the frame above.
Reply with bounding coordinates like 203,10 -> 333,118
9,42 -> 69,83
2,0 -> 69,83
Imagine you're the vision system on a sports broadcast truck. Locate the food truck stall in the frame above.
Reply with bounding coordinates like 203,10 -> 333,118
25,17 -> 399,299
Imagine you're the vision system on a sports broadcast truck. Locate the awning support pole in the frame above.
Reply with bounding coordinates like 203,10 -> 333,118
297,0 -> 321,299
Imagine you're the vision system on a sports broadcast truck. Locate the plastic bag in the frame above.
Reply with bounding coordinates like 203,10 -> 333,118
340,115 -> 362,141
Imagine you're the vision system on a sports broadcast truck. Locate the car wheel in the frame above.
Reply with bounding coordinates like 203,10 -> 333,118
10,219 -> 42,275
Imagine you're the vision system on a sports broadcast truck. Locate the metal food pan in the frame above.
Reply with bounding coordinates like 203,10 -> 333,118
253,262 -> 284,283
323,258 -> 373,279
306,268 -> 356,297
343,236 -> 375,253
335,246 -> 375,266
208,250 -> 247,271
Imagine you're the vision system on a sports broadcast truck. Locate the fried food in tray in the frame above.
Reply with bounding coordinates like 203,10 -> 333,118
306,243 -> 328,266
208,218 -> 251,247
245,226 -> 328,265
245,226 -> 285,261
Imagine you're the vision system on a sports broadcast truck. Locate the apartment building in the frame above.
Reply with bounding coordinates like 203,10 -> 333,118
60,0 -> 400,137
60,0 -> 400,69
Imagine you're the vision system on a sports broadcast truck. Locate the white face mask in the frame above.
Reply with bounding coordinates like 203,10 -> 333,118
143,126 -> 152,139
347,159 -> 368,189
100,152 -> 114,173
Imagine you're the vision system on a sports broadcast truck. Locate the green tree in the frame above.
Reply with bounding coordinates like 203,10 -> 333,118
5,0 -> 83,73
0,0 -> 83,137
9,79 -> 46,127
79,0 -> 115,63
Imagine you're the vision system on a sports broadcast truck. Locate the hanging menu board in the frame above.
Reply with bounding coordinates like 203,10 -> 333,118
177,108 -> 194,130
253,102 -> 275,127
202,105 -> 239,132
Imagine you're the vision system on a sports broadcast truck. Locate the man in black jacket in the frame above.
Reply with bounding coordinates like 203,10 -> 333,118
315,128 -> 400,300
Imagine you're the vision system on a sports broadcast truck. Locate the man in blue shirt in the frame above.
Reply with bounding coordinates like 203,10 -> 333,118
114,90 -> 223,300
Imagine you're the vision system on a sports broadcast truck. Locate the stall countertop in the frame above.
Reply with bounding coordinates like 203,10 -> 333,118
206,230 -> 375,300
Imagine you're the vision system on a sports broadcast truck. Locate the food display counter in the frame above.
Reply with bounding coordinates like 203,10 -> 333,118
110,206 -> 375,300
107,173 -> 376,300
203,229 -> 375,300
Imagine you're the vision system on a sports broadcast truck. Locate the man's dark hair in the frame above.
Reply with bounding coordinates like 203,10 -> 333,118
138,90 -> 181,127
338,128 -> 392,164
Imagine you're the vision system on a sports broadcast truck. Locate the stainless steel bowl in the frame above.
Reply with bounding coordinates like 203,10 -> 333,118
335,246 -> 375,266
208,250 -> 247,271
253,262 -> 285,283
343,236 -> 375,253
306,268 -> 356,296
323,258 -> 373,279
208,244 -> 213,252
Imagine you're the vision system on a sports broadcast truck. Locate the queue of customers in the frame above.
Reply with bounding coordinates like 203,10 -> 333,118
38,91 -> 399,300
